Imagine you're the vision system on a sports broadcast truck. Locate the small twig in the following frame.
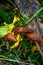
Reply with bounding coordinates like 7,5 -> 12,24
17,44 -> 22,52
0,55 -> 8,59
0,42 -> 5,48
14,50 -> 21,60
7,0 -> 16,7
0,5 -> 9,9
0,58 -> 32,65
31,60 -> 40,65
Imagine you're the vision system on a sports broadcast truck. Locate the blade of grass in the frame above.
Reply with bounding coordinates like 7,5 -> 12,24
26,7 -> 43,25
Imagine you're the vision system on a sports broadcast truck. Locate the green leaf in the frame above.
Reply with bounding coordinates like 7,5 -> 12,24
0,26 -> 8,38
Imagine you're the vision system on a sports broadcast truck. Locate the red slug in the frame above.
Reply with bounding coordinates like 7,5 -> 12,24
26,32 -> 43,46
14,26 -> 43,46
14,26 -> 34,34
4,33 -> 17,42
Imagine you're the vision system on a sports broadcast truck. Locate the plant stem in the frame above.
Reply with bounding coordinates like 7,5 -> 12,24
26,7 -> 43,25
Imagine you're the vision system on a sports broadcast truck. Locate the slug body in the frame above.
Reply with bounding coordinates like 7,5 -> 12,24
14,26 -> 43,46
4,33 -> 17,42
14,26 -> 34,34
26,32 -> 43,46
